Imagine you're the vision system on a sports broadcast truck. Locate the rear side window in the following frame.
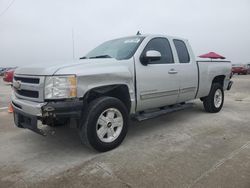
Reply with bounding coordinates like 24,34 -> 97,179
173,39 -> 190,63
142,38 -> 174,64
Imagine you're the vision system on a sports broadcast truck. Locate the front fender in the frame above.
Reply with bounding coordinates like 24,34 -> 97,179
77,66 -> 136,113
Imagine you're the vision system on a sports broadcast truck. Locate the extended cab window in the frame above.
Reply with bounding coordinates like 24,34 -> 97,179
142,38 -> 174,64
173,39 -> 190,63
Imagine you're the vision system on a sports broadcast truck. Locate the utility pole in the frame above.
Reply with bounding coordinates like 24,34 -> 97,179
72,27 -> 75,59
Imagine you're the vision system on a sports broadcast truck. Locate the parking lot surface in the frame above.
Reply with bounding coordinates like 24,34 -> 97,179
0,75 -> 250,188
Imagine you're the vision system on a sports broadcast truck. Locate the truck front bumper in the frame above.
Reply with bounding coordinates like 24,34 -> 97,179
11,93 -> 83,135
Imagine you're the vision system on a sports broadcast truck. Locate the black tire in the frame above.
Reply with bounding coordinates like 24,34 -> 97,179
79,97 -> 129,152
203,83 -> 224,113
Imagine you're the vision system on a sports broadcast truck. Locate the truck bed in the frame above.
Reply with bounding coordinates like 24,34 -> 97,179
196,60 -> 232,99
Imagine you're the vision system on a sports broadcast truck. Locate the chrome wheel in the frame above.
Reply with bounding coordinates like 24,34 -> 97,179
96,108 -> 123,143
214,89 -> 222,108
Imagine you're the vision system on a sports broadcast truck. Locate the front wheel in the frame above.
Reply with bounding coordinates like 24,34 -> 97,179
79,97 -> 129,152
203,83 -> 224,113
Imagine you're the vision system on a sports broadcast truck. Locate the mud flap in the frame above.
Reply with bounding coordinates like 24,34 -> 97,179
227,81 -> 233,90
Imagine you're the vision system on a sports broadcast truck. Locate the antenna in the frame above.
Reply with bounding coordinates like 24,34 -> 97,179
136,31 -> 141,35
71,27 -> 75,59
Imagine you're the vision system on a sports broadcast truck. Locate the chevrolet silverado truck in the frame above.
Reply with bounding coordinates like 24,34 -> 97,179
12,34 -> 233,152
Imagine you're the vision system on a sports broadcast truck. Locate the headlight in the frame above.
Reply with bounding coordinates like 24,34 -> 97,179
44,75 -> 77,99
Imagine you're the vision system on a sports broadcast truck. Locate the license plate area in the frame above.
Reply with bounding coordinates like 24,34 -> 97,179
14,110 -> 46,136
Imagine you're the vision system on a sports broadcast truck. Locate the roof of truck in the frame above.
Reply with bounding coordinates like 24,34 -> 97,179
132,34 -> 188,41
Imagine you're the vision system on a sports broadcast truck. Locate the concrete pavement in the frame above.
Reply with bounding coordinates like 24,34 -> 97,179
0,75 -> 250,188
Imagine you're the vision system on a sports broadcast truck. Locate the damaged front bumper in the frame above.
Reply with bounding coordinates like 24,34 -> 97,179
11,93 -> 83,135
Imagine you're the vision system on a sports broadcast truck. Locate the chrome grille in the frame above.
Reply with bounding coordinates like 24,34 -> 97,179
16,89 -> 39,98
13,74 -> 45,102
14,76 -> 40,84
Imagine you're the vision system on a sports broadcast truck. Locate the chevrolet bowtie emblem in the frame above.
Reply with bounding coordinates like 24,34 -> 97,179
13,80 -> 22,90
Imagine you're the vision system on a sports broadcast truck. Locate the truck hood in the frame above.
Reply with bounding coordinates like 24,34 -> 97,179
14,59 -> 122,76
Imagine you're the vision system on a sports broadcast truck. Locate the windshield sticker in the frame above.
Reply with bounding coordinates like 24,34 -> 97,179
124,38 -> 141,44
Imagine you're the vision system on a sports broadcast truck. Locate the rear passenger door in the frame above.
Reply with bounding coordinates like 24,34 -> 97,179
135,37 -> 180,111
173,39 -> 198,103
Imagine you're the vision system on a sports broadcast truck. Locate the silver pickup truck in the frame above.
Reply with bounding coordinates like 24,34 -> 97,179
12,34 -> 233,152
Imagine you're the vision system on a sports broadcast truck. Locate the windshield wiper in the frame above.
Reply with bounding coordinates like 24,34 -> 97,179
89,55 -> 112,59
79,56 -> 87,59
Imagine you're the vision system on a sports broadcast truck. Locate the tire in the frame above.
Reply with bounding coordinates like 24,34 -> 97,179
79,97 -> 129,152
203,83 -> 224,113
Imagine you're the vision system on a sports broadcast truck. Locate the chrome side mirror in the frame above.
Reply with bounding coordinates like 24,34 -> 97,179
141,50 -> 162,65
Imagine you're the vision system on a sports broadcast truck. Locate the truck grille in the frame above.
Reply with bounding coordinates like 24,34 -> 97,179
16,89 -> 39,98
13,74 -> 45,102
14,76 -> 40,84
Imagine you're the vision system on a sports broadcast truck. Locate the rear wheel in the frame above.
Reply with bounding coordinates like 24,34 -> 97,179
79,97 -> 129,152
203,83 -> 224,113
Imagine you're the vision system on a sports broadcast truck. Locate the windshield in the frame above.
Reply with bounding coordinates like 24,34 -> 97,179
85,36 -> 144,60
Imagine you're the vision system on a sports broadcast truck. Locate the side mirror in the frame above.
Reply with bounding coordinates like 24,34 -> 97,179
141,50 -> 162,65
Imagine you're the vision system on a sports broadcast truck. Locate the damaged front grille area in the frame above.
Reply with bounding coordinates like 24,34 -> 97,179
13,74 -> 45,102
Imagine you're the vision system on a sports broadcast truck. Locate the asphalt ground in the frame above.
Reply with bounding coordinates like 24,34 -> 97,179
0,75 -> 250,188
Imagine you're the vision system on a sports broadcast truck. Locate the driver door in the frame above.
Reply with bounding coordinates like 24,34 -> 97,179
135,37 -> 180,111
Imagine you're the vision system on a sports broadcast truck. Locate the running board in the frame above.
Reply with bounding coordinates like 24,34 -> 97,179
134,103 -> 194,121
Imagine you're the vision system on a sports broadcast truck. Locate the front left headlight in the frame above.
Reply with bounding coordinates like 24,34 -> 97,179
44,75 -> 77,99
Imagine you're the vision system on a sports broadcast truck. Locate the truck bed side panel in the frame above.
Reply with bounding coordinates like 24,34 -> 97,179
196,61 -> 231,98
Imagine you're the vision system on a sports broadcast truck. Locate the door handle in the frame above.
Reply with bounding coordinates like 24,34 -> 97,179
168,69 -> 178,74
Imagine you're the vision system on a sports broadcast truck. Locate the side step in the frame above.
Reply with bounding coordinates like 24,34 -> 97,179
134,103 -> 194,121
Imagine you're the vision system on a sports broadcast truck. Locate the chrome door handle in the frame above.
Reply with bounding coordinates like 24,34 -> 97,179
168,69 -> 178,74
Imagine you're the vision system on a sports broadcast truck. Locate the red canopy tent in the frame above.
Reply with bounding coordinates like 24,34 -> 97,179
199,52 -> 225,61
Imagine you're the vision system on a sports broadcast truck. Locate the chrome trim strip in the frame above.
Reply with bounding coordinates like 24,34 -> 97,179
140,89 -> 179,100
180,87 -> 196,94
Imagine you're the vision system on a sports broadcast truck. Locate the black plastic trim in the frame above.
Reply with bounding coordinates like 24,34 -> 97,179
14,76 -> 40,84
13,107 -> 42,135
42,100 -> 83,119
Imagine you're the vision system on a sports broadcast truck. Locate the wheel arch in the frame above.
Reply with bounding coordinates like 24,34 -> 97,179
212,75 -> 226,87
82,84 -> 132,113
200,75 -> 226,101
